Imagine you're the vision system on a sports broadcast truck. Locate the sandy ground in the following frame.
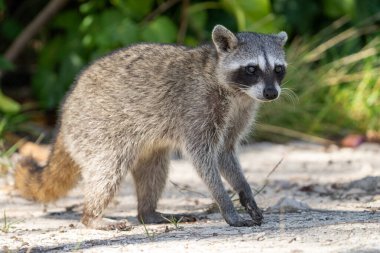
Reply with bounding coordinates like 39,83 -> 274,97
1,142 -> 380,252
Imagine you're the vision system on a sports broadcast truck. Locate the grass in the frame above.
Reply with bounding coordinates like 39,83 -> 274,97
0,139 -> 21,177
1,210 -> 21,233
257,16 -> 380,142
161,215 -> 183,229
140,218 -> 156,240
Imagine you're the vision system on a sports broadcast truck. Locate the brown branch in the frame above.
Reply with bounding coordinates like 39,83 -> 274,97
253,157 -> 284,196
170,180 -> 208,198
256,124 -> 334,145
177,0 -> 189,44
4,0 -> 69,62
141,0 -> 181,24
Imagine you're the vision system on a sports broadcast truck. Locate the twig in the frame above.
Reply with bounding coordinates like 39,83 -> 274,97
253,157 -> 284,196
1,0 -> 69,78
177,0 -> 189,44
4,0 -> 69,62
141,0 -> 181,24
256,124 -> 334,146
170,180 -> 208,198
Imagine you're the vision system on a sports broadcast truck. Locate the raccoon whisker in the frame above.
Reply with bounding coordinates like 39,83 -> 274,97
280,89 -> 298,108
277,93 -> 295,109
227,82 -> 252,89
283,93 -> 296,106
286,62 -> 295,68
280,80 -> 290,86
282,88 -> 299,103
281,89 -> 295,102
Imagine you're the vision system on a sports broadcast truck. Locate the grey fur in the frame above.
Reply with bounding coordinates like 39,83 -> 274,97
57,25 -> 287,228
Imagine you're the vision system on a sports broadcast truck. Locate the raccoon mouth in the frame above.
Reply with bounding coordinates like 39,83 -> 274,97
254,97 -> 278,102
242,89 -> 279,102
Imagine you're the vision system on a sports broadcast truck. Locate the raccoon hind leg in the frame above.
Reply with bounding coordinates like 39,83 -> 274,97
132,147 -> 197,224
80,148 -> 138,230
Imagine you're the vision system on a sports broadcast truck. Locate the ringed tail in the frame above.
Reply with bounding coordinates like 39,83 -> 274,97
14,134 -> 80,203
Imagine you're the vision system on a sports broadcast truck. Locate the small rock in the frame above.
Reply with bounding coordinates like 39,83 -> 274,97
267,197 -> 311,213
348,176 -> 380,192
255,232 -> 266,241
274,180 -> 296,190
341,134 -> 365,148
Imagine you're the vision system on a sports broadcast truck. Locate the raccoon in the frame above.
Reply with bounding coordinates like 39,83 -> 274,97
15,25 -> 288,230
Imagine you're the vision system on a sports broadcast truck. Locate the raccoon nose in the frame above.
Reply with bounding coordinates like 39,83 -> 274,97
263,87 -> 278,100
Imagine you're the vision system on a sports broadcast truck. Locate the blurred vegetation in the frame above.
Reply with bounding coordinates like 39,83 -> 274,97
0,0 -> 380,142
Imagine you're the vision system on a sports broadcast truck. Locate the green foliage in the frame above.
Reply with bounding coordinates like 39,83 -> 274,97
1,210 -> 22,233
0,91 -> 20,114
323,0 -> 354,18
142,16 -> 177,42
0,0 -> 5,12
259,19 -> 380,139
28,0 -> 279,110
0,56 -> 20,118
0,55 -> 14,71
1,0 -> 380,139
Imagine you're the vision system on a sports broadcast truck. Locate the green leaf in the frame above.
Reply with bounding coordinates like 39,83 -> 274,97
32,69 -> 58,109
53,10 -> 81,31
90,10 -> 138,49
111,0 -> 154,20
323,0 -> 354,18
0,18 -> 22,40
0,92 -> 20,114
0,0 -> 5,12
188,9 -> 207,34
221,0 -> 271,30
141,16 -> 177,43
0,56 -> 14,71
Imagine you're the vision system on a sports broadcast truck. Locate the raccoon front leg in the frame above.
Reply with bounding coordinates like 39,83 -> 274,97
187,143 -> 256,227
218,151 -> 263,225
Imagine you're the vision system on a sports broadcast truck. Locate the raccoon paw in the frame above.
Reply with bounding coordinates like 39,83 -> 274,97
82,217 -> 132,231
227,218 -> 257,227
239,191 -> 263,226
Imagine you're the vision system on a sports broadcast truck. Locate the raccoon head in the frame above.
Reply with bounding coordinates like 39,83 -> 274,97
212,25 -> 288,102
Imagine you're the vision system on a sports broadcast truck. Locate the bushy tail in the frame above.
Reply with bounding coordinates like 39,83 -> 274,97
14,134 -> 81,203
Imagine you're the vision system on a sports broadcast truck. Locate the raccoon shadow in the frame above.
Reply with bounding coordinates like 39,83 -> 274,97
18,209 -> 380,252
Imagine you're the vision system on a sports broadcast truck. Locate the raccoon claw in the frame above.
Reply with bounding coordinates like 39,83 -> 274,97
246,205 -> 263,225
227,217 -> 258,227
239,191 -> 264,225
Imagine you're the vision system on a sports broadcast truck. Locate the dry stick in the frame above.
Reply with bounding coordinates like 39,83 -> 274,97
1,0 -> 69,79
170,180 -> 208,198
177,0 -> 189,44
253,157 -> 284,197
4,0 -> 69,62
256,124 -> 334,146
141,0 -> 182,24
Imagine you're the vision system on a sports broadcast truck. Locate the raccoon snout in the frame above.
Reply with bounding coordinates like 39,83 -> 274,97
263,87 -> 278,100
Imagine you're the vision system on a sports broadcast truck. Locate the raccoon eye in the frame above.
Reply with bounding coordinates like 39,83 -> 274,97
274,65 -> 285,74
245,65 -> 257,75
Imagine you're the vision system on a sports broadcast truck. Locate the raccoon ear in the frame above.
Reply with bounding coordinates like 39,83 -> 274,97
212,25 -> 238,53
277,31 -> 288,47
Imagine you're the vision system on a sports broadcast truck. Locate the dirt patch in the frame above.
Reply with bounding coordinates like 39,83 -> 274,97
1,142 -> 380,252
